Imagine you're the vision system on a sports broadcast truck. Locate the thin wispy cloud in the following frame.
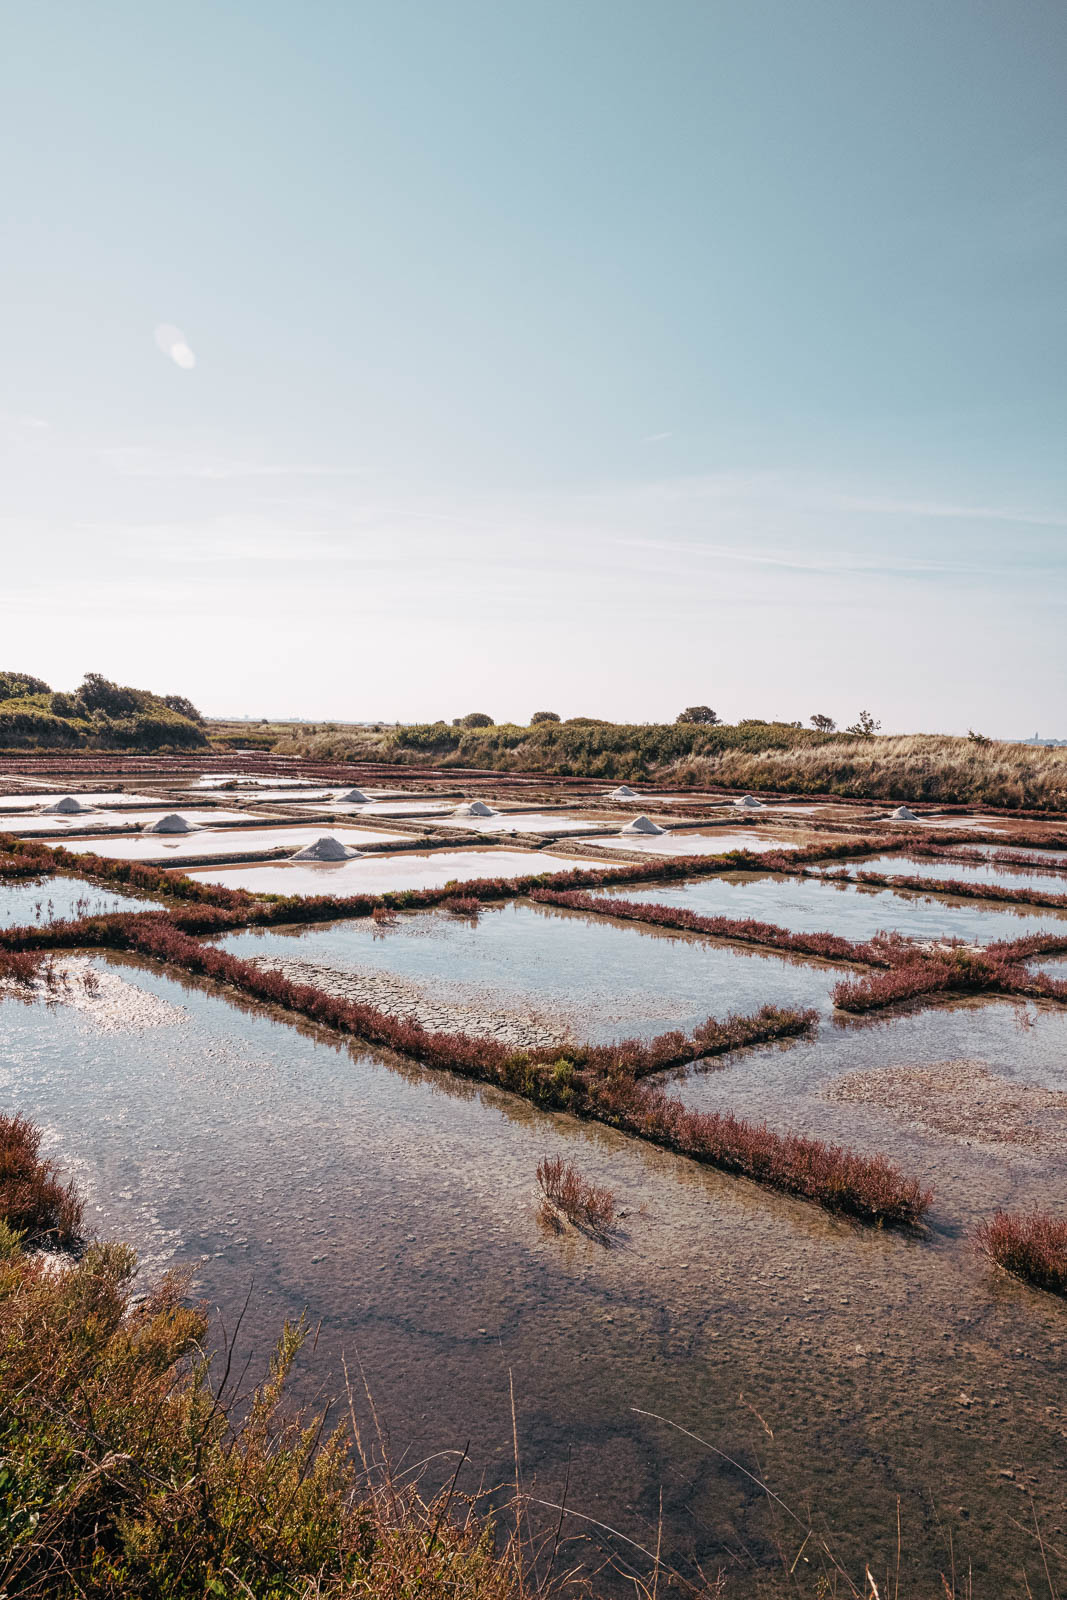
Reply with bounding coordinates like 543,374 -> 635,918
829,494 -> 1067,529
96,445 -> 361,481
0,412 -> 49,431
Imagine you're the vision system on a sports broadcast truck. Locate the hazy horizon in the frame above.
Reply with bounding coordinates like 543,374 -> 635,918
2,1 -> 1064,736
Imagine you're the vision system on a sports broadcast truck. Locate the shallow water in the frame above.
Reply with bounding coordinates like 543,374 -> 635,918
215,900 -> 844,1042
584,826 -> 812,856
962,841 -> 1067,865
61,824 -> 409,861
294,799 -> 456,817
668,997 -> 1067,1177
178,848 -> 617,896
839,851 -> 1067,896
423,810 -> 619,836
0,807 -> 261,835
890,815 -> 1014,833
0,790 -> 162,810
1027,955 -> 1067,980
596,870 -> 1067,944
213,787 -> 351,803
0,873 -> 164,928
4,961 -> 1066,1597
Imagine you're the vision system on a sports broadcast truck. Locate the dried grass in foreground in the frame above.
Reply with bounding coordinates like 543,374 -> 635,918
537,1155 -> 617,1239
975,1210 -> 1067,1297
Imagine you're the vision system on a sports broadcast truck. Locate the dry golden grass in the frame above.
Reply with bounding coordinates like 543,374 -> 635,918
663,735 -> 1067,810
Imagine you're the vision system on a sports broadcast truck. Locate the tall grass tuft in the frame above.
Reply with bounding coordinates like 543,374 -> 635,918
536,1155 -> 616,1237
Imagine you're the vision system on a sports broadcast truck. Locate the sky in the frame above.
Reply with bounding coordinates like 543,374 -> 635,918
1,1 -> 1065,735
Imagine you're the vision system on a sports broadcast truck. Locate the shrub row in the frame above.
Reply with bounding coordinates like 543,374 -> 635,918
831,940 -> 1067,1013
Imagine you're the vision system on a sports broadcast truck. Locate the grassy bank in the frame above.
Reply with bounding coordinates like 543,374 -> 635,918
264,721 -> 1067,810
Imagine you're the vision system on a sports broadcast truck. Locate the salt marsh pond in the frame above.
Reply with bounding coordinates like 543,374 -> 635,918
837,851 -> 1067,896
3,956 -> 1066,1597
178,847 -> 616,895
597,869 -> 1067,943
5,765 -> 1067,1597
0,873 -> 165,928
214,899 -> 844,1044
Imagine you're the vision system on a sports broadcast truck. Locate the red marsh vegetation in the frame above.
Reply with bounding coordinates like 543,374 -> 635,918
975,1211 -> 1067,1297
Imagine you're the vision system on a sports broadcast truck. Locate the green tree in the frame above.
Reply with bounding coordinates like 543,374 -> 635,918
676,706 -> 720,725
163,693 -> 204,723
0,670 -> 50,700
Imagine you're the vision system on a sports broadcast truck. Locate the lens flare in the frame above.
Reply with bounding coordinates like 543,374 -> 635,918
153,323 -> 197,369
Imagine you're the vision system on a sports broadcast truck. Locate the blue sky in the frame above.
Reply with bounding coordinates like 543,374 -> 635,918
1,0 -> 1064,732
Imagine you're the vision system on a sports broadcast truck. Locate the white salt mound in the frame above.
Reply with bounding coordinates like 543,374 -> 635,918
289,835 -> 361,861
40,796 -> 94,815
144,813 -> 199,834
609,785 -> 639,800
337,788 -> 370,803
621,814 -> 665,835
890,806 -> 919,821
734,795 -> 765,810
454,800 -> 496,817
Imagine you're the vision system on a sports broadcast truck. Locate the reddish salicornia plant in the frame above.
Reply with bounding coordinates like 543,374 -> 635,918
441,897 -> 481,919
0,1113 -> 83,1251
536,1155 -> 616,1237
0,947 -> 48,990
975,1211 -> 1067,1297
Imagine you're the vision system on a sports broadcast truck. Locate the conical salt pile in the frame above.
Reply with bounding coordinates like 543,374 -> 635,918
889,806 -> 919,821
621,814 -> 665,835
337,787 -> 370,803
144,813 -> 199,834
609,785 -> 638,800
40,795 -> 94,815
734,795 -> 765,810
289,835 -> 361,861
453,800 -> 496,817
